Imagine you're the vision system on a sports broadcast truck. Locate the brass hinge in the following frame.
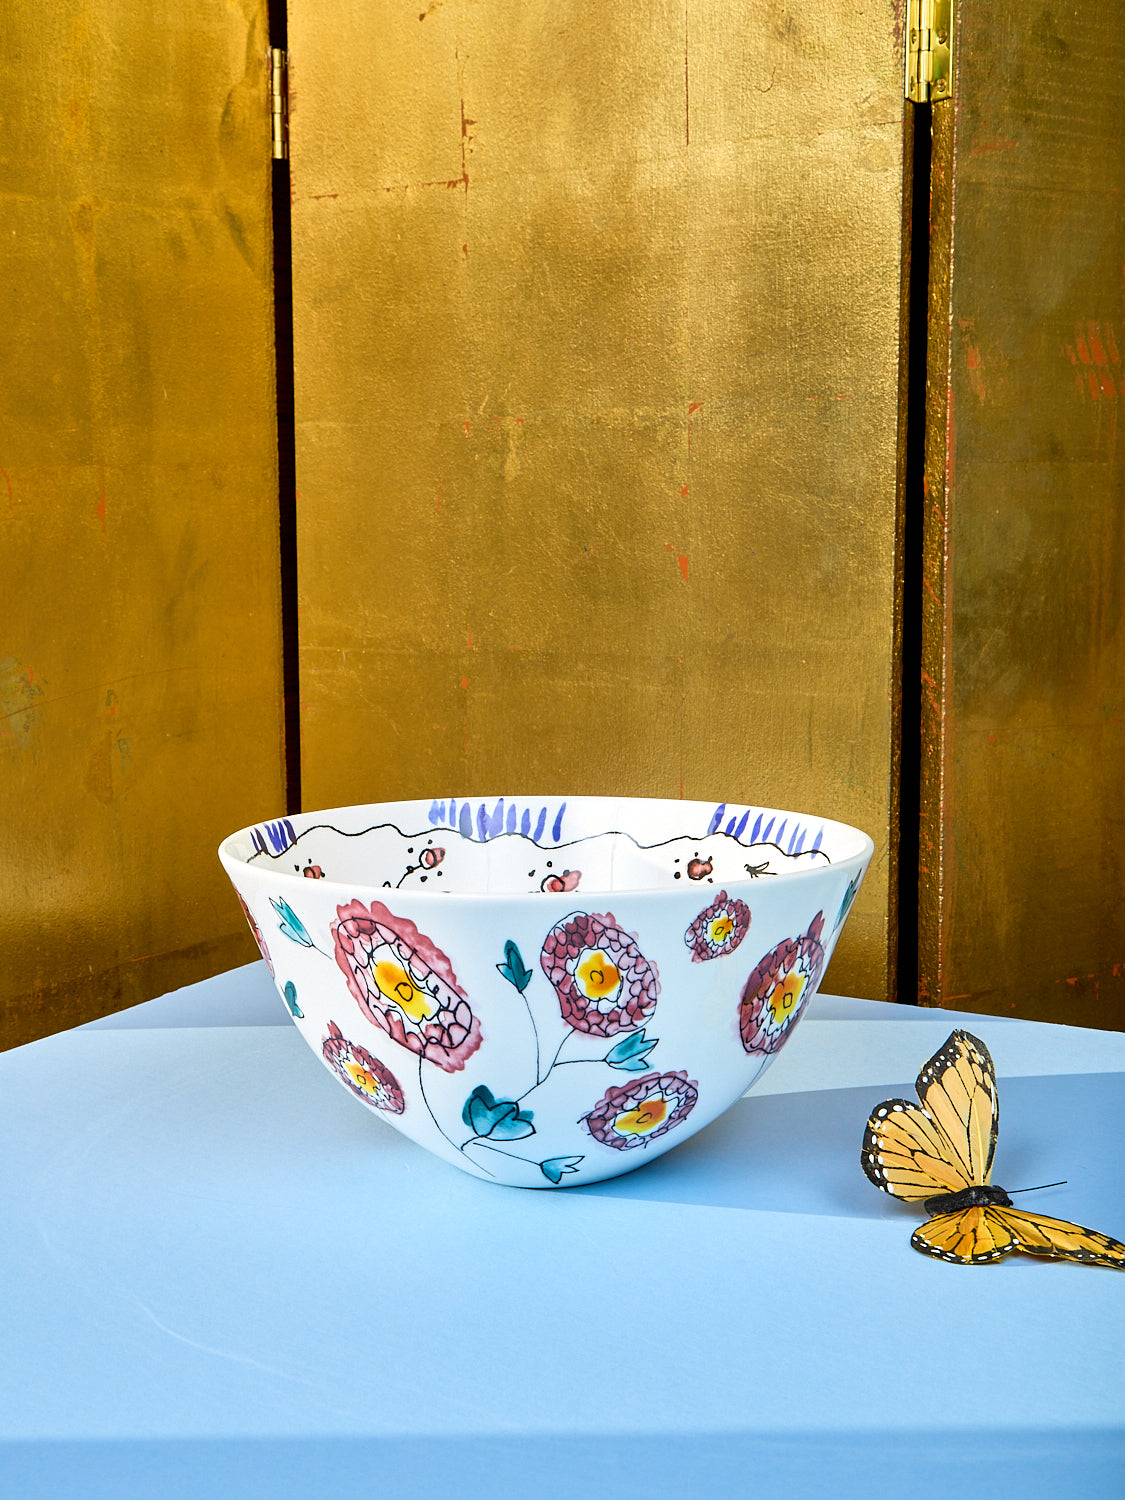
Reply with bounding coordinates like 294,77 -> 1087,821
906,0 -> 954,103
271,48 -> 289,160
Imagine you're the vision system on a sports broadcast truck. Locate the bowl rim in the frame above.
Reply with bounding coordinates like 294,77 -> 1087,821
218,794 -> 876,903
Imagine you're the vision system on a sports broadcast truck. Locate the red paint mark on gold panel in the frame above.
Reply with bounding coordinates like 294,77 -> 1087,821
969,136 -> 1018,157
665,543 -> 689,582
457,84 -> 473,199
1080,322 -> 1120,399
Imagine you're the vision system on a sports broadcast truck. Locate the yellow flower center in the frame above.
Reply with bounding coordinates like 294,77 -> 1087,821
767,966 -> 807,1024
709,914 -> 735,945
575,948 -> 622,1000
372,951 -> 437,1022
614,1094 -> 669,1137
344,1060 -> 382,1097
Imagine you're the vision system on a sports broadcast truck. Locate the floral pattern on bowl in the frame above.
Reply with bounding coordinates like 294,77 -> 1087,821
220,796 -> 873,1188
322,1021 -> 406,1113
540,911 -> 660,1038
738,912 -> 827,1055
332,900 -> 483,1073
581,1071 -> 699,1151
684,890 -> 752,962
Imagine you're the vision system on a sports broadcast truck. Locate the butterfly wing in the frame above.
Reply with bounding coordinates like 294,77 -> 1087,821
862,1030 -> 999,1201
990,1207 -> 1125,1268
912,1205 -> 1125,1267
861,1097 -> 978,1201
913,1029 -> 998,1187
911,1205 -> 1015,1263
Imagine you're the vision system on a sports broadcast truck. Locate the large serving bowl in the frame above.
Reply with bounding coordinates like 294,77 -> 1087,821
219,795 -> 873,1187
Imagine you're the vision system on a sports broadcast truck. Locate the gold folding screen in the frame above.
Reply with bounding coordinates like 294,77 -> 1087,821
8,2 -> 1123,1040
289,0 -> 911,1000
0,1 -> 284,1046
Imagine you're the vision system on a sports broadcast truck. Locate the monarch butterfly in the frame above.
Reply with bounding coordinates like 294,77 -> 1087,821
861,1029 -> 1125,1267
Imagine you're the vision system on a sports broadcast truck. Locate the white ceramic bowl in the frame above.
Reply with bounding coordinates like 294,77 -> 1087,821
219,795 -> 873,1187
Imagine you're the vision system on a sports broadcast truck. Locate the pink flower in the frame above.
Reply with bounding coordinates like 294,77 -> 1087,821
237,893 -> 273,977
332,899 -> 483,1073
738,911 -> 826,1055
684,890 -> 751,962
540,911 -> 660,1037
322,1021 -> 405,1113
582,1070 -> 699,1150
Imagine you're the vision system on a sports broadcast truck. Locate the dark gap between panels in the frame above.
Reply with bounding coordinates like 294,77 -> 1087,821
270,1 -> 301,815
896,100 -> 932,1006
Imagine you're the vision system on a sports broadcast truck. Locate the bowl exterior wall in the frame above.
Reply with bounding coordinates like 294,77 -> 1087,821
220,799 -> 872,1188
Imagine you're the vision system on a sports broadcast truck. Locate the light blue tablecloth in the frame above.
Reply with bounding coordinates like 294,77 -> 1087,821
1,963 -> 1123,1498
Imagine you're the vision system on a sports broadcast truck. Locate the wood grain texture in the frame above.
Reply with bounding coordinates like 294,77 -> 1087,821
0,1 -> 285,1047
289,0 -> 910,999
920,3 -> 1125,1026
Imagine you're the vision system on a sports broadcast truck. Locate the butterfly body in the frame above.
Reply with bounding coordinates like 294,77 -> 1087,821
924,1182 -> 1013,1215
862,1029 -> 1125,1268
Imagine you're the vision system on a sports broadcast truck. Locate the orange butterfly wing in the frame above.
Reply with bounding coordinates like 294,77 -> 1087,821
862,1030 -> 998,1201
912,1205 -> 1125,1267
911,1206 -> 1014,1263
989,1207 -> 1125,1268
862,1098 -> 974,1200
914,1029 -> 998,1186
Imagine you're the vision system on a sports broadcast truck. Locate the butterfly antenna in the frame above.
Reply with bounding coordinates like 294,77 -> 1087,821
1008,1181 -> 1067,1194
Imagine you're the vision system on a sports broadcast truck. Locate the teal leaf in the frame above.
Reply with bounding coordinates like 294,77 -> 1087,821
271,897 -> 314,948
462,1085 -> 535,1141
463,1084 -> 497,1132
606,1030 -> 658,1067
540,1155 -> 584,1185
609,1052 -> 656,1072
282,980 -> 303,1018
488,1112 -> 537,1142
496,939 -> 533,993
834,875 -> 861,933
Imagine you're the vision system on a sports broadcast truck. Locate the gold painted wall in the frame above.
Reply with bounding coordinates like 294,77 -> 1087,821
0,1 -> 285,1047
921,4 -> 1125,1025
289,0 -> 911,1000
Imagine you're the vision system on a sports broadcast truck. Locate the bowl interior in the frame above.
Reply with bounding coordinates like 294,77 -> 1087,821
221,794 -> 872,897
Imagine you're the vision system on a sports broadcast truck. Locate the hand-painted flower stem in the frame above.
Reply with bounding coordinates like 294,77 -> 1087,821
496,940 -> 542,1082
464,1140 -> 544,1170
415,1054 -> 480,1167
516,1024 -> 659,1108
525,995 -> 542,1083
544,1026 -> 579,1075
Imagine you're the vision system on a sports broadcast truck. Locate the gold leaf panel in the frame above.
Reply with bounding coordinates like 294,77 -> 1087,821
290,1 -> 910,998
0,1 -> 284,1046
921,2 -> 1125,1026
